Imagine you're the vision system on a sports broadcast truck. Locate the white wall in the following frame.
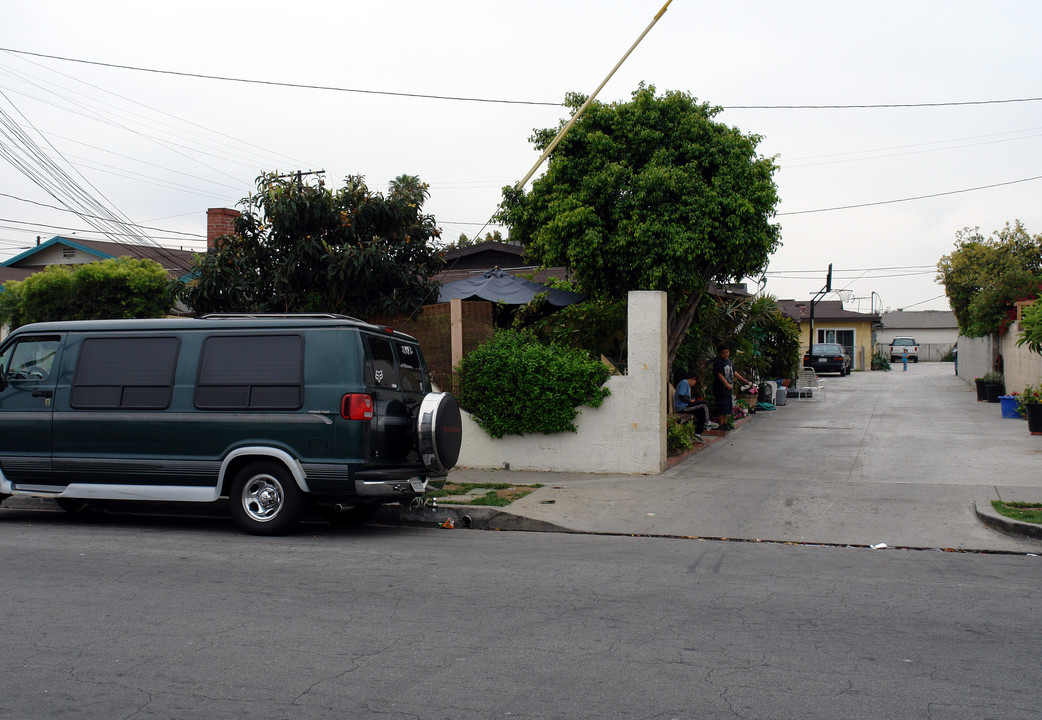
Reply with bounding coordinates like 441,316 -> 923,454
456,291 -> 667,474
956,329 -> 1042,393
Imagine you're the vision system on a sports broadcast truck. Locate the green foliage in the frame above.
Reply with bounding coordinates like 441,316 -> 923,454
182,173 -> 444,317
1016,384 -> 1042,416
667,417 -> 703,454
937,221 -> 1042,337
671,293 -> 799,384
455,330 -> 611,438
871,351 -> 891,371
441,230 -> 505,252
991,500 -> 1042,525
1017,299 -> 1042,355
518,291 -> 627,367
499,84 -> 781,366
0,257 -> 174,327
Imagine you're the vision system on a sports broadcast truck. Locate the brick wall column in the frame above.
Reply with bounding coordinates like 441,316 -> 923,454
206,208 -> 240,251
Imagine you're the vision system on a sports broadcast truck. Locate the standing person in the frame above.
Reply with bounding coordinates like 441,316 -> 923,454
712,345 -> 751,430
901,347 -> 908,371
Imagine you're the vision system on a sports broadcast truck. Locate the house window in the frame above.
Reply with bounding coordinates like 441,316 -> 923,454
195,335 -> 303,410
71,336 -> 179,409
817,329 -> 855,355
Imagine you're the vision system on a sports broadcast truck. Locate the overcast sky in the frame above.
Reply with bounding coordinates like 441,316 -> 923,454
3,1 -> 1041,313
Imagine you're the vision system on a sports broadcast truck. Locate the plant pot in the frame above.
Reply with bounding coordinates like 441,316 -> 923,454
1026,403 -> 1042,435
975,379 -> 987,401
985,382 -> 1004,403
999,395 -> 1020,419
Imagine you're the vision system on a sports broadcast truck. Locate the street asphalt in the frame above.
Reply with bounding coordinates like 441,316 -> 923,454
437,361 -> 1042,554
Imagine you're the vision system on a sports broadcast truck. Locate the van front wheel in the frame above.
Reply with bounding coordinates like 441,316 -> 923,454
229,462 -> 302,535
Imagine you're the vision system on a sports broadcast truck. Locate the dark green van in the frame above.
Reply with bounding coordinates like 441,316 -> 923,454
0,314 -> 461,534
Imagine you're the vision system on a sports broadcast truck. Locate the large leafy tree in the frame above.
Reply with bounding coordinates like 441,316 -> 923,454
499,85 -> 781,366
184,173 -> 444,317
0,257 -> 174,328
937,221 -> 1042,337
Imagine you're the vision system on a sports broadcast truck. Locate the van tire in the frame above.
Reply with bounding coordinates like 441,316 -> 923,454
229,461 -> 302,535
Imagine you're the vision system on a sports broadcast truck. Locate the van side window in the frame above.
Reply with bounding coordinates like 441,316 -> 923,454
3,335 -> 60,381
397,342 -> 426,393
196,335 -> 303,410
72,336 -> 179,409
364,336 -> 398,389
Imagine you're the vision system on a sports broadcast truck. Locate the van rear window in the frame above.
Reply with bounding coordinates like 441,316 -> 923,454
195,335 -> 302,410
71,336 -> 179,409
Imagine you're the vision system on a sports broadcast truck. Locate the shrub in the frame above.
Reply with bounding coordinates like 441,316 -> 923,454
667,417 -> 703,454
455,330 -> 611,438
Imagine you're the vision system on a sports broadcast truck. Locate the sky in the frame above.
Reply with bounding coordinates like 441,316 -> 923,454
3,0 -> 1042,313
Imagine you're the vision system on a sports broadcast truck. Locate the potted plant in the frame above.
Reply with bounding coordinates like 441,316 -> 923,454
980,371 -> 1005,403
1016,384 -> 1042,435
973,376 -> 987,401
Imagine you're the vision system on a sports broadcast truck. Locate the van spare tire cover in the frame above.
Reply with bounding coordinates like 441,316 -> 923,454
416,393 -> 462,474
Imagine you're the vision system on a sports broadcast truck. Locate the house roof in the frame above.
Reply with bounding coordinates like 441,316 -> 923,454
881,310 -> 957,329
776,299 -> 881,323
3,236 -> 195,276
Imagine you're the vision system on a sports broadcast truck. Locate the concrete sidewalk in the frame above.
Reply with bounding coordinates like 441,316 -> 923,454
440,362 -> 1042,553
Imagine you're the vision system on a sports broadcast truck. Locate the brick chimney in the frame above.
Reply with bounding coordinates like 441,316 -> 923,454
206,207 -> 240,252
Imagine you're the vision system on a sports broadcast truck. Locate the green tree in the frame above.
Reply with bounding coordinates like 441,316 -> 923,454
937,221 -> 1042,337
499,84 -> 781,367
183,172 -> 445,317
0,257 -> 174,327
442,230 -> 505,252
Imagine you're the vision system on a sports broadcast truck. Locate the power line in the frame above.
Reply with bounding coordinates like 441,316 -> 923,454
778,175 -> 1042,216
4,47 -> 1042,111
0,192 -> 204,236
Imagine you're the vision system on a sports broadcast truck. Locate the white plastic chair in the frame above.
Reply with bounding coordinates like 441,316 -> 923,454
795,367 -> 826,401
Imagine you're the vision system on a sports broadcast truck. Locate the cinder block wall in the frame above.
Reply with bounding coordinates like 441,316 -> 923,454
455,291 -> 667,474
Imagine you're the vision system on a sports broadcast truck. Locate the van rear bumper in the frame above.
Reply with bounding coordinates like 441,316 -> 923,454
354,476 -> 430,498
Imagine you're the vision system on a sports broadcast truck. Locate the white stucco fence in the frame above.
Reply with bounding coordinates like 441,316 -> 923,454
455,291 -> 668,474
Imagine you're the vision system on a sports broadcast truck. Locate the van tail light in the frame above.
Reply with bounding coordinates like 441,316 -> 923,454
341,393 -> 374,421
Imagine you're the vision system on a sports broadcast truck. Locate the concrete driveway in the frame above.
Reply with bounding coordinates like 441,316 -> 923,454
479,362 -> 1042,552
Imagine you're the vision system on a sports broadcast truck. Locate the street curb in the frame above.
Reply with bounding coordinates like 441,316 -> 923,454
392,503 -> 572,533
974,500 -> 1042,542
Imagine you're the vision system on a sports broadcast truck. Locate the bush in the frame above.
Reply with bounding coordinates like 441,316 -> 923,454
455,330 -> 611,438
0,257 -> 174,328
667,417 -> 703,454
871,351 -> 891,371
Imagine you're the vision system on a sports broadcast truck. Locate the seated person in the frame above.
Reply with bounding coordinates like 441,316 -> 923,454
674,370 -> 718,433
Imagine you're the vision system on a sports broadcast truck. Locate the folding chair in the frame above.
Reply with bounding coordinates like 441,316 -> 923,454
795,367 -> 826,401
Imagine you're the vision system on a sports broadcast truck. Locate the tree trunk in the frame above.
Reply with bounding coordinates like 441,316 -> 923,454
666,287 -> 709,370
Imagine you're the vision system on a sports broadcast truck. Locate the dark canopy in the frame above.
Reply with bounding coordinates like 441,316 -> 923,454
437,269 -> 585,306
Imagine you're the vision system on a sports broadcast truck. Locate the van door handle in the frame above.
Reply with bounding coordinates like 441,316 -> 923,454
32,390 -> 53,398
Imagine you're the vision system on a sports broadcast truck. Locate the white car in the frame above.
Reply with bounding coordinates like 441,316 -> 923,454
889,337 -> 919,363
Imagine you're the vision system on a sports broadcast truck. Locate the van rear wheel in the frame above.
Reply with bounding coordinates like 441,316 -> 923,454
229,461 -> 302,535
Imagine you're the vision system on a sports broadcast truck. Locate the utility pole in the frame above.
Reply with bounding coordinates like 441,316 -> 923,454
275,170 -> 325,187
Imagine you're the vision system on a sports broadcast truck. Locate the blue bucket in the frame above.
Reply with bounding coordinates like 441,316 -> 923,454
999,395 -> 1021,419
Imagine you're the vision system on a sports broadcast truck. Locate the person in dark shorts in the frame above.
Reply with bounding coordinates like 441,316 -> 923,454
712,345 -> 751,430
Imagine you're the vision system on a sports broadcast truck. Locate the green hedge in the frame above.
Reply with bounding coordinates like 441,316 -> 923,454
455,330 -> 611,438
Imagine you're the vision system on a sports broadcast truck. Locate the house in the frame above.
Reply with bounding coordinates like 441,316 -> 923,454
1,236 -> 196,281
776,299 -> 881,371
437,239 -> 568,285
878,310 -> 958,361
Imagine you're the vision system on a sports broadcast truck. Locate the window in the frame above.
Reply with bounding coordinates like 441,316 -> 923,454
364,336 -> 399,389
71,336 -> 179,409
397,342 -> 426,393
2,335 -> 61,381
195,335 -> 303,409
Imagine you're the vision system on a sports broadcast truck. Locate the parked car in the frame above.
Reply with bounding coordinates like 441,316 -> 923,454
803,343 -> 852,376
0,314 -> 462,535
889,336 -> 919,363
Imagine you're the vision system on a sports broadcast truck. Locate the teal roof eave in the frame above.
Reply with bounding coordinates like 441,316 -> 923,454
2,236 -> 114,267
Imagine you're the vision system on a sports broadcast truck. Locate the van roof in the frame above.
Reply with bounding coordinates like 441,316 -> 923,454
12,314 -> 420,341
